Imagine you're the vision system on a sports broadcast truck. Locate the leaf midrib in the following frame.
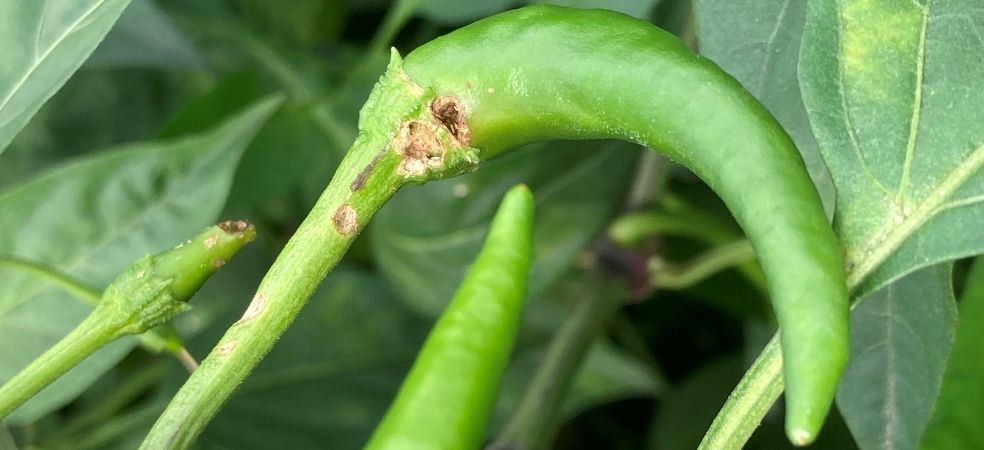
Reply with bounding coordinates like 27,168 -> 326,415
847,142 -> 984,290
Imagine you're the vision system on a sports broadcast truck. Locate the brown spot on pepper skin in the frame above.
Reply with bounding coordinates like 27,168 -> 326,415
332,204 -> 358,236
431,96 -> 472,145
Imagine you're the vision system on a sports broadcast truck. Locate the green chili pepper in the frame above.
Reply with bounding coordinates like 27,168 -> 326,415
400,6 -> 849,444
365,185 -> 534,450
0,222 -> 255,419
143,6 -> 848,447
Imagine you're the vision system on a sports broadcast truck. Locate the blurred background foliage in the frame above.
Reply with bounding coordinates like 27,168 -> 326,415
0,0 -> 864,449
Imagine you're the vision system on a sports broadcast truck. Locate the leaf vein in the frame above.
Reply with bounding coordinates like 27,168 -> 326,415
896,2 -> 930,202
754,0 -> 792,95
848,142 -> 984,287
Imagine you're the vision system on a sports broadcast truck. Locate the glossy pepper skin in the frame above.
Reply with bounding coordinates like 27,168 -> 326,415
402,5 -> 849,444
365,185 -> 534,450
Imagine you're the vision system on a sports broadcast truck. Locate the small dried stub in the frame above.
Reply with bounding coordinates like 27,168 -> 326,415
218,220 -> 251,233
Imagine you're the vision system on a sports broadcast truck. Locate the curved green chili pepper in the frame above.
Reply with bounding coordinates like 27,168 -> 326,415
0,222 -> 255,419
400,6 -> 848,444
365,184 -> 534,450
142,6 -> 847,447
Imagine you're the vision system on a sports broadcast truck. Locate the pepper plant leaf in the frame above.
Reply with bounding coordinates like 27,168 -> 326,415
0,0 -> 133,154
835,264 -> 956,450
800,0 -> 984,295
85,0 -> 203,70
0,97 -> 279,423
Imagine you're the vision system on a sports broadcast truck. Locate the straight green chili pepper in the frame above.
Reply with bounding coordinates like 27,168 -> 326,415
400,6 -> 849,444
365,184 -> 534,450
142,6 -> 848,447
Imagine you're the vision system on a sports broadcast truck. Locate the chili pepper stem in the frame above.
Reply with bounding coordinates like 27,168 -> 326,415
649,240 -> 757,291
0,306 -> 124,419
139,51 -> 480,449
0,256 -> 192,364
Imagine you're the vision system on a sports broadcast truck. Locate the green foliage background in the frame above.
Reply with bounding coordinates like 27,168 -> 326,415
0,0 -> 982,449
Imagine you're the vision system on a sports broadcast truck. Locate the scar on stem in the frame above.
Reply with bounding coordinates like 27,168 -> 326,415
332,204 -> 358,236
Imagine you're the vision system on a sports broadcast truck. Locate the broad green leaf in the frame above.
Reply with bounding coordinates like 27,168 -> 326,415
920,257 -> 984,450
197,270 -> 431,450
157,71 -> 266,139
225,104 -> 346,220
0,97 -> 280,424
86,0 -> 203,69
836,264 -> 957,450
371,140 -> 639,316
1,68 -> 191,190
694,0 -> 834,215
800,0 -> 984,294
0,0 -> 134,154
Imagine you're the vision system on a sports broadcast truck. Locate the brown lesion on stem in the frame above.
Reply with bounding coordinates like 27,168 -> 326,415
396,120 -> 444,176
215,340 -> 237,357
350,148 -> 387,192
394,95 -> 475,177
332,204 -> 358,236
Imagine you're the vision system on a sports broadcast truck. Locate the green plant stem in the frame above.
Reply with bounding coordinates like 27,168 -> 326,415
139,53 -> 480,449
699,334 -> 785,450
0,309 -> 123,419
610,313 -> 661,371
625,151 -> 671,209
139,153 -> 404,449
489,276 -> 626,450
609,211 -> 766,293
651,240 -> 756,290
368,0 -> 421,55
0,256 -> 189,364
